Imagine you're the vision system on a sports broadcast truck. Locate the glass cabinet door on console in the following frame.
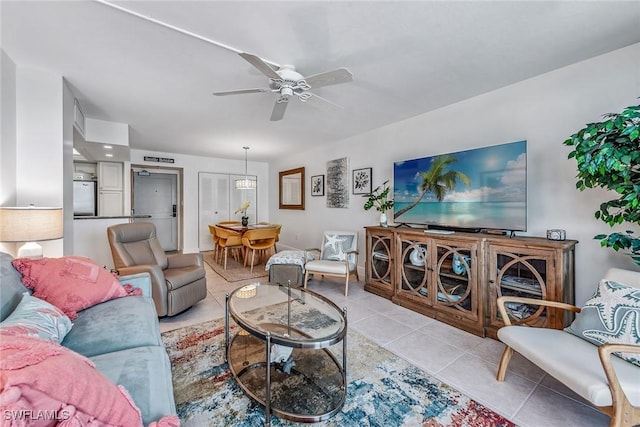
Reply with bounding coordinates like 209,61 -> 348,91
365,228 -> 395,299
486,238 -> 577,338
395,234 -> 431,305
433,241 -> 480,326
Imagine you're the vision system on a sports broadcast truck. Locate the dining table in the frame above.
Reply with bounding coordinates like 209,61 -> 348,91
215,222 -> 278,235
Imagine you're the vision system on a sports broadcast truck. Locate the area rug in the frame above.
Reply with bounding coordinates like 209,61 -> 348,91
203,251 -> 268,282
161,318 -> 516,427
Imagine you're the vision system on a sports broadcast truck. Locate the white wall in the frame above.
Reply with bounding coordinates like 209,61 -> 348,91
62,79 -> 76,255
0,62 -> 68,257
0,50 -> 17,255
130,149 -> 269,254
269,43 -> 640,306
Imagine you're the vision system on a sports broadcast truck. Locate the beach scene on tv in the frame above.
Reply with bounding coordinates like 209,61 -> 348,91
393,140 -> 527,231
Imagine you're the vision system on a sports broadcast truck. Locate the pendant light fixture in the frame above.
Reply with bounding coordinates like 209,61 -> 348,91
235,146 -> 257,189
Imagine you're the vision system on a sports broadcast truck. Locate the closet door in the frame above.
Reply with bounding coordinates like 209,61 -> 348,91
198,173 -> 258,251
199,173 -> 230,251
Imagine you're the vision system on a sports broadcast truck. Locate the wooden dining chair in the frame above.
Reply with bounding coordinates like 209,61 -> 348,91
214,225 -> 244,270
241,228 -> 278,273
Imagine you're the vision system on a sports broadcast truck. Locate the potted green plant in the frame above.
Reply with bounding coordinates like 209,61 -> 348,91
564,103 -> 640,265
235,200 -> 251,226
363,180 -> 394,227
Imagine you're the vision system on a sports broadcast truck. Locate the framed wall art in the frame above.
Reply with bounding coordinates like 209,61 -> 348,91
352,167 -> 372,195
326,157 -> 349,208
311,175 -> 325,196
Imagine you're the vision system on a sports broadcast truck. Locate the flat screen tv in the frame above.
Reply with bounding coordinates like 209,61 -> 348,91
393,140 -> 527,232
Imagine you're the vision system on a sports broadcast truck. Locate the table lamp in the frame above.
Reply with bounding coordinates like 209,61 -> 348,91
0,206 -> 63,258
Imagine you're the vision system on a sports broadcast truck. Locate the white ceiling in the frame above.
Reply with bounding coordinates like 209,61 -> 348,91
2,1 -> 640,162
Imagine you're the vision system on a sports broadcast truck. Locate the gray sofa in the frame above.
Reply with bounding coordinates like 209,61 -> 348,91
0,252 -> 176,425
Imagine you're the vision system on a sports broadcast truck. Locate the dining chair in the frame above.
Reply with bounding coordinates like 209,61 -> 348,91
258,222 -> 282,251
303,231 -> 359,296
218,220 -> 241,225
214,225 -> 244,270
208,225 -> 220,263
241,228 -> 278,273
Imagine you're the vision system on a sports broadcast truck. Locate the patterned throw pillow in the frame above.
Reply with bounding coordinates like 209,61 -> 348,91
565,279 -> 640,366
0,293 -> 73,343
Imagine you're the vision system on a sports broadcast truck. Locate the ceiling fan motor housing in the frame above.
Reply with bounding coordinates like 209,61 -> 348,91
214,52 -> 352,120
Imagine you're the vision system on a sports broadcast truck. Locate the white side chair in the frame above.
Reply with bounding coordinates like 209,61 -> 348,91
496,268 -> 640,427
303,231 -> 359,296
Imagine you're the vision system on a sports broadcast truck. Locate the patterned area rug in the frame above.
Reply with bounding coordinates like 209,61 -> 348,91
203,251 -> 268,282
161,318 -> 516,426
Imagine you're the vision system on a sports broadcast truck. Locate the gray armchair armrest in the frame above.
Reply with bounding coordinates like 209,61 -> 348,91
167,253 -> 203,269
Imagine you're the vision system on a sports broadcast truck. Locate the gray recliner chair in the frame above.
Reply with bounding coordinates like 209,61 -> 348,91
107,222 -> 207,317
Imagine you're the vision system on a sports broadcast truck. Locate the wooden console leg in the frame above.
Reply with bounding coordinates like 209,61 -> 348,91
496,346 -> 513,381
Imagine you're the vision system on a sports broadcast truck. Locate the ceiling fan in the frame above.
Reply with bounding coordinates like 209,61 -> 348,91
213,52 -> 353,121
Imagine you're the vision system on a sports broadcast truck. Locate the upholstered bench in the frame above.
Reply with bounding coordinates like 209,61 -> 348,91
265,250 -> 313,286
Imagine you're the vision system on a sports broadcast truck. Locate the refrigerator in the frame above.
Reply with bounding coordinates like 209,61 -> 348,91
73,181 -> 96,216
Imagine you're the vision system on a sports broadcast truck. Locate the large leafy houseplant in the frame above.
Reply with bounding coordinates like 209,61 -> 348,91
564,104 -> 640,265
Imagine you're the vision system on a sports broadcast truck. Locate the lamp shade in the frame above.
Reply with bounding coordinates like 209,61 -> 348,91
235,178 -> 257,189
235,146 -> 256,190
0,207 -> 63,242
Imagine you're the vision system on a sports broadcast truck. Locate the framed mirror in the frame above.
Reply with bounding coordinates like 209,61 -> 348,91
279,167 -> 305,210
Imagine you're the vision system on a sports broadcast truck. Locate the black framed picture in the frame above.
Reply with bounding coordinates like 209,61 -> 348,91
352,167 -> 372,195
311,175 -> 325,196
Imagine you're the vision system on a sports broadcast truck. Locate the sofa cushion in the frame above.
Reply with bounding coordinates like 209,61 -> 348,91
11,256 -> 135,320
0,334 -> 144,426
0,252 -> 30,322
90,346 -> 177,425
0,293 -> 73,343
565,279 -> 640,366
62,295 -> 162,358
498,326 -> 640,407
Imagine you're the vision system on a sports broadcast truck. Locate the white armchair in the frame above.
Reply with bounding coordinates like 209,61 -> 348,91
303,231 -> 359,296
496,268 -> 640,427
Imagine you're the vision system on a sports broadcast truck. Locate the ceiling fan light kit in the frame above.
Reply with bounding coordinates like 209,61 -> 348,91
214,52 -> 353,121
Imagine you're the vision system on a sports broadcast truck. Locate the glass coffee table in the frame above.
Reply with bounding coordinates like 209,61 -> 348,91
225,282 -> 347,425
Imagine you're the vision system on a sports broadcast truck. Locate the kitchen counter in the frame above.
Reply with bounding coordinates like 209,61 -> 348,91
74,216 -> 151,268
74,215 -> 151,220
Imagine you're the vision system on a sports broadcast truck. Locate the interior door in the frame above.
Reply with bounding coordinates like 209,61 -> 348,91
198,172 -> 257,251
133,172 -> 178,251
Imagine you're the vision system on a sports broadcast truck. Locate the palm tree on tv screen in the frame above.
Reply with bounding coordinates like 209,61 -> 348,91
394,155 -> 471,219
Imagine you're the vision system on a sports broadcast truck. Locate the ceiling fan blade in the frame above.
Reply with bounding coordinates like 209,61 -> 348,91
239,52 -> 281,80
304,68 -> 353,89
302,92 -> 343,112
213,88 -> 269,96
270,97 -> 289,121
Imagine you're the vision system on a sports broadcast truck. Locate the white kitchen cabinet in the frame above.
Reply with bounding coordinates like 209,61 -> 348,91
98,162 -> 123,191
98,162 -> 123,216
98,190 -> 123,216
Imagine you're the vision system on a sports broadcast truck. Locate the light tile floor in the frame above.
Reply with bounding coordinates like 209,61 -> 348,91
160,262 -> 611,427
